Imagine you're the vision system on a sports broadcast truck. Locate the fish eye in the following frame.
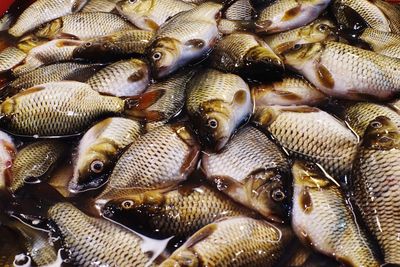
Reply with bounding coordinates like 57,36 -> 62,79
271,188 -> 286,202
152,52 -> 162,61
317,24 -> 329,32
207,118 -> 218,129
370,121 -> 382,129
121,200 -> 134,209
292,44 -> 302,51
128,0 -> 137,3
85,42 -> 92,47
90,160 -> 104,173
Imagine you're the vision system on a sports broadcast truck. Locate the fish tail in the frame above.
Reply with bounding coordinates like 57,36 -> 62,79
123,90 -> 165,119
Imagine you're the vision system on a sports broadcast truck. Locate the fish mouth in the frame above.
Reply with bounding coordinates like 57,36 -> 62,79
68,174 -> 109,194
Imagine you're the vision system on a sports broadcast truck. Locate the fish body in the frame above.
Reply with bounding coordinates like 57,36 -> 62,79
352,116 -> 400,264
186,69 -> 253,151
225,0 -> 254,20
0,47 -> 26,73
282,41 -> 400,100
0,131 -> 16,190
148,2 -> 222,78
82,0 -> 119,12
70,117 -> 142,193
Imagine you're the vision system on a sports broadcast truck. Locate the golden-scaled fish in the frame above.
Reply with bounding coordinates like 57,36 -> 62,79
256,0 -> 331,34
0,81 -> 138,137
87,59 -> 149,97
210,32 -> 283,75
252,75 -> 326,106
0,131 -> 16,190
0,47 -> 26,73
10,140 -> 66,193
292,160 -> 381,267
116,0 -> 195,31
95,124 -> 200,204
186,69 -> 253,151
160,217 -> 293,267
72,30 -> 154,61
282,41 -> 400,100
342,102 -> 400,137
253,105 -> 358,178
8,0 -> 88,37
17,35 -> 49,53
352,116 -> 400,265
69,117 -> 142,193
34,12 -> 135,40
148,2 -> 222,78
82,0 -> 119,12
202,126 -> 289,222
225,0 -> 254,20
102,182 -> 254,237
47,202 -> 154,266
263,19 -> 337,55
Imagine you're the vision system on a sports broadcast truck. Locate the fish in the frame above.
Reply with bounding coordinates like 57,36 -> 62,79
116,0 -> 195,31
95,123 -> 200,204
0,47 -> 26,73
390,99 -> 400,112
8,0 -> 88,37
86,59 -> 150,97
217,19 -> 259,35
209,32 -> 284,75
263,18 -> 337,55
351,116 -> 400,264
34,12 -> 135,41
0,224 -> 26,266
186,69 -> 253,151
72,30 -> 154,61
69,117 -> 142,193
378,45 -> 400,60
292,160 -> 382,267
47,202 -> 154,266
202,126 -> 289,222
282,41 -> 400,100
0,131 -> 16,190
253,105 -> 358,178
82,0 -> 120,13
251,75 -> 326,106
16,35 -> 49,53
102,183 -> 254,237
0,81 -> 139,137
147,2 -> 222,78
10,140 -> 67,193
256,0 -> 331,34
225,0 -> 254,21
159,216 -> 293,267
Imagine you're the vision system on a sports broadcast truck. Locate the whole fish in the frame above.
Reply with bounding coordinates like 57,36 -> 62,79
256,0 -> 331,34
264,19 -> 337,54
147,2 -> 222,78
10,141 -> 66,193
352,116 -> 400,264
225,0 -> 254,20
87,59 -> 150,97
202,126 -> 289,222
82,0 -> 119,12
292,160 -> 381,267
186,69 -> 253,151
95,124 -> 200,204
210,32 -> 283,75
8,0 -> 88,37
160,217 -> 293,267
34,12 -> 135,40
69,117 -> 142,193
47,202 -> 154,266
0,47 -> 26,73
116,0 -> 195,31
0,131 -> 16,190
102,183 -> 254,237
251,75 -> 326,106
72,30 -> 154,61
253,105 -> 358,178
0,81 -> 138,137
282,41 -> 400,100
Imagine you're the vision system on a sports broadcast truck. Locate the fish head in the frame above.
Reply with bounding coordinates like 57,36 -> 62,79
34,19 -> 62,39
148,37 -> 182,79
363,116 -> 400,150
116,0 -> 157,30
17,34 -> 48,53
73,38 -> 120,61
307,19 -> 337,42
160,249 -> 199,267
281,42 -> 323,69
292,160 -> 332,189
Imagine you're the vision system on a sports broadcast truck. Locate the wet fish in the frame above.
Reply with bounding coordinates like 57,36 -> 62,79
186,69 -> 253,151
82,0 -> 119,13
10,140 -> 66,193
69,117 -> 142,193
0,131 -> 16,190
102,183 -> 254,237
352,116 -> 400,264
47,202 -> 154,266
8,0 -> 88,37
17,35 -> 49,53
95,124 -> 200,204
292,160 -> 381,267
282,41 -> 400,100
148,2 -> 222,78
0,47 -> 26,73
217,19 -> 259,35
87,59 -> 150,97
252,75 -> 326,106
72,30 -> 154,61
116,0 -> 195,31
0,224 -> 26,266
202,126 -> 289,222
253,105 -> 358,178
256,0 -> 331,34
160,217 -> 293,267
210,32 -> 284,75
225,0 -> 254,20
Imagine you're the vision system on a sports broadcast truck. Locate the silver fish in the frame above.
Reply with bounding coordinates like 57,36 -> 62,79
82,0 -> 120,13
0,47 -> 26,73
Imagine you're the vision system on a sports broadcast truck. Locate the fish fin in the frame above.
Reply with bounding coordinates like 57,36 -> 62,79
71,0 -> 88,13
55,39 -> 83,47
128,70 -> 146,83
279,106 -> 320,113
272,90 -> 302,101
316,63 -> 335,89
255,20 -> 272,32
179,146 -> 199,174
125,89 -> 165,111
144,18 -> 159,31
346,90 -> 383,101
142,110 -> 166,122
55,33 -> 80,40
275,41 -> 297,54
185,39 -> 206,49
299,188 -> 313,214
184,223 -> 217,248
282,5 -> 302,21
233,90 -> 248,105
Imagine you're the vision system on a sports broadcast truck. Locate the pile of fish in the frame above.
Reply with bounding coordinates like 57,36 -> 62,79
0,0 -> 399,266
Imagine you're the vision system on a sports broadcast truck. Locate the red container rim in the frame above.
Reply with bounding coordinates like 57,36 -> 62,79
0,0 -> 14,17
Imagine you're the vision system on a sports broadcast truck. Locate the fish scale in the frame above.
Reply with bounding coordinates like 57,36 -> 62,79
0,47 -> 26,73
